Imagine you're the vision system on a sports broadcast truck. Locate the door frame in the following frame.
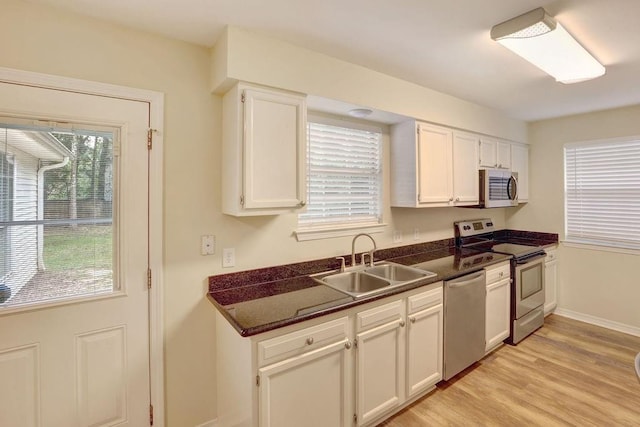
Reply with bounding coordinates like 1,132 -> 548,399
0,66 -> 166,426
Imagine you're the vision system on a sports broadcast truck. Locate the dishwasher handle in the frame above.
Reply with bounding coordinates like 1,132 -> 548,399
446,271 -> 485,288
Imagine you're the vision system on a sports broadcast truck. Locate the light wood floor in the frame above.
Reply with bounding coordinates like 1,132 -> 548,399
380,314 -> 640,426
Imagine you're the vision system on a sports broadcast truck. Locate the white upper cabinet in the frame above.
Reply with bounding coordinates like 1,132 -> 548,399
390,121 -> 478,207
452,131 -> 480,205
479,137 -> 511,169
417,123 -> 453,205
222,82 -> 307,216
510,143 -> 529,203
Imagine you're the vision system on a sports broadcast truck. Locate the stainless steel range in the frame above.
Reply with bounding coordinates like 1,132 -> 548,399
454,219 -> 546,344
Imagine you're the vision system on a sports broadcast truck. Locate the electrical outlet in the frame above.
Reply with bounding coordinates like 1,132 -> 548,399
413,228 -> 420,241
201,235 -> 215,255
393,230 -> 402,243
222,248 -> 235,268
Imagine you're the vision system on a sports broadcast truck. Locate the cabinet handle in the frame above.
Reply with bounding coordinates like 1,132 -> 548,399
409,317 -> 416,324
306,337 -> 314,345
344,341 -> 352,350
298,201 -> 306,207
455,197 -> 460,202
449,197 -> 454,202
499,271 -> 504,278
399,320 -> 406,328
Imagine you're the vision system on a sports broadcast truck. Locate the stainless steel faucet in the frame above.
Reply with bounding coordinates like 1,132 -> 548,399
351,233 -> 377,267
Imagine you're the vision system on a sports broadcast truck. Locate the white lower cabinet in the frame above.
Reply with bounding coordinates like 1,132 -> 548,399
215,281 -> 444,427
258,339 -> 352,427
544,246 -> 558,315
406,291 -> 443,399
485,261 -> 511,353
355,301 -> 404,425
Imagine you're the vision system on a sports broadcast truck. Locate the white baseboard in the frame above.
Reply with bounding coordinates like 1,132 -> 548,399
553,308 -> 640,337
194,419 -> 218,427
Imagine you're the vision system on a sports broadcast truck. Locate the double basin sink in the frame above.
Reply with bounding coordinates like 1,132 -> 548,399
313,262 -> 437,299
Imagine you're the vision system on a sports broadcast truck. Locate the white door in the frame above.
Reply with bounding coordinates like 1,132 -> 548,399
0,81 -> 151,426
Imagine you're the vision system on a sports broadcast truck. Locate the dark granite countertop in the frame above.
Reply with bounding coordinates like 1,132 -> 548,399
208,230 -> 558,337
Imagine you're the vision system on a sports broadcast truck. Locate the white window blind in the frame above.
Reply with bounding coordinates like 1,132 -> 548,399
299,121 -> 382,230
564,138 -> 640,250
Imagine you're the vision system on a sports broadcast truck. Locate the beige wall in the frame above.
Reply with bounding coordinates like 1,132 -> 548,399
1,2 -> 529,425
508,105 -> 640,330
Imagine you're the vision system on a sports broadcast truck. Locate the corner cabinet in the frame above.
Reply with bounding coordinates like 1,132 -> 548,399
485,261 -> 511,353
222,82 -> 307,216
390,121 -> 478,207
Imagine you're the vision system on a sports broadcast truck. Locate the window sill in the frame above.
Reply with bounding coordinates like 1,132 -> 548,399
295,223 -> 388,242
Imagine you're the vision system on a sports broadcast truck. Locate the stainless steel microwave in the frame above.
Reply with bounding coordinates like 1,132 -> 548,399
479,169 -> 518,208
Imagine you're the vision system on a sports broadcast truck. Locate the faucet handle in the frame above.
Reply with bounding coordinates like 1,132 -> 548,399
335,257 -> 346,272
360,252 -> 369,266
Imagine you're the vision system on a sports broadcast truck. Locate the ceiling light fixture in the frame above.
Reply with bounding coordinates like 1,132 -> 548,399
490,7 -> 605,84
348,108 -> 373,118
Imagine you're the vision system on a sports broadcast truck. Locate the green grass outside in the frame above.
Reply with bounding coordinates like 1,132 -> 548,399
43,225 -> 113,271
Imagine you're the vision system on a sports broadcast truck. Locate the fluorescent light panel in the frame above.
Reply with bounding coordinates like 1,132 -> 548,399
491,8 -> 605,84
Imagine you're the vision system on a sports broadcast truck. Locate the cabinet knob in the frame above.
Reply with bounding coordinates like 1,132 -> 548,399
298,201 -> 306,207
306,337 -> 314,345
455,197 -> 460,202
499,271 -> 504,277
344,341 -> 352,350
409,317 -> 416,324
449,197 -> 454,202
399,320 -> 406,328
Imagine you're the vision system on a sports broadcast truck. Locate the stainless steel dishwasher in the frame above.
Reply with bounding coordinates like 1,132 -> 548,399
443,270 -> 486,380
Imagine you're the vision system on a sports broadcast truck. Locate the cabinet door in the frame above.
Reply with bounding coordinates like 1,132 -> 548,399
417,124 -> 453,205
511,143 -> 529,202
406,304 -> 443,398
544,258 -> 558,315
243,87 -> 306,210
356,319 -> 404,425
479,138 -> 497,168
497,141 -> 511,169
452,132 -> 479,205
258,339 -> 352,427
485,278 -> 511,352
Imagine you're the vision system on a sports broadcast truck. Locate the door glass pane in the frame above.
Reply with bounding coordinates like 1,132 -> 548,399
0,124 -> 117,307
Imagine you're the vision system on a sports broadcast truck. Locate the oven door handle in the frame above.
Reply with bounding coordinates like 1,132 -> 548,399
516,253 -> 546,265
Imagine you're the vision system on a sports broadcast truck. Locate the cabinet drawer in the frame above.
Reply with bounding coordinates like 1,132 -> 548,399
356,300 -> 403,332
545,248 -> 557,262
407,287 -> 443,314
258,317 -> 349,367
485,261 -> 511,284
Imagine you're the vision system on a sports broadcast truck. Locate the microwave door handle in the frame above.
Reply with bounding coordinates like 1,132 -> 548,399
508,175 -> 518,200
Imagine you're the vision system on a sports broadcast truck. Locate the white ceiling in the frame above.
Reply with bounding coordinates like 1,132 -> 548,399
24,0 -> 640,121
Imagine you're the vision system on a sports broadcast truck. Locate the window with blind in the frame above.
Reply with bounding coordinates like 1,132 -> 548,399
298,119 -> 382,236
564,137 -> 640,250
0,151 -> 14,280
